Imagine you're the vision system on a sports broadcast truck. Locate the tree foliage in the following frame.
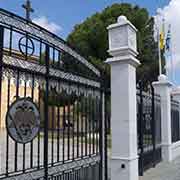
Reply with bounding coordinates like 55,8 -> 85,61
67,3 -> 159,85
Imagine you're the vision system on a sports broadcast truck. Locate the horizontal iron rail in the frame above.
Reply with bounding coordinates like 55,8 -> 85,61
2,62 -> 102,91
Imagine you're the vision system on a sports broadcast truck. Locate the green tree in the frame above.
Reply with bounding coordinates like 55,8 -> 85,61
67,3 -> 159,85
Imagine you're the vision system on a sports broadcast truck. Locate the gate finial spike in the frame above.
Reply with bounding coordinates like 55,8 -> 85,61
22,0 -> 34,21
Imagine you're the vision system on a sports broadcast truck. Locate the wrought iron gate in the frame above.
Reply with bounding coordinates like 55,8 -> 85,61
0,9 -> 107,180
137,82 -> 162,176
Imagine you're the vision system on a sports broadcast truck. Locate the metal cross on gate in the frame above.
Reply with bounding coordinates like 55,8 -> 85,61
22,0 -> 34,21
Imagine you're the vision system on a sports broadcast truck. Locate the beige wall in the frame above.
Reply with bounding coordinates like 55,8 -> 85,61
0,79 -> 39,128
0,79 -> 87,132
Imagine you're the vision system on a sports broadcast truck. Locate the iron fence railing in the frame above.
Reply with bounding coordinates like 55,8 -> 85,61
171,99 -> 180,143
136,82 -> 161,176
0,8 -> 107,180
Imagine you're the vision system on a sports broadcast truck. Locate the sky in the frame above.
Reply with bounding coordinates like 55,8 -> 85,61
1,0 -> 180,84
154,0 -> 180,85
0,0 -> 169,38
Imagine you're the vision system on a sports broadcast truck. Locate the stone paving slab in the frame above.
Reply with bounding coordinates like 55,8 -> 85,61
140,157 -> 180,180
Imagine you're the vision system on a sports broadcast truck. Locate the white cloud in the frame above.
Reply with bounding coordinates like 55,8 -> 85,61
155,0 -> 180,79
33,16 -> 62,34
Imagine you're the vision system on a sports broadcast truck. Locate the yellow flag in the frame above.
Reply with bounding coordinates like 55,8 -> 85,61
160,31 -> 165,50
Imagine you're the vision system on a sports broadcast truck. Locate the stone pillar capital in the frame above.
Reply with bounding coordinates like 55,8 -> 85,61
106,55 -> 140,68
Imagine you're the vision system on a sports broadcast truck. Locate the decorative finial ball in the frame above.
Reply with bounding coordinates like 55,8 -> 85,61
117,15 -> 127,23
158,74 -> 168,82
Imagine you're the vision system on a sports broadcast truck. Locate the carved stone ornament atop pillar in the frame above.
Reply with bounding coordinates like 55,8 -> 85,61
107,15 -> 138,57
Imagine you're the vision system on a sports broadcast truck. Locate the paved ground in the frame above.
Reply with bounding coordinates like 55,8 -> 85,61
140,157 -> 180,180
0,129 -> 93,175
2,128 -> 180,180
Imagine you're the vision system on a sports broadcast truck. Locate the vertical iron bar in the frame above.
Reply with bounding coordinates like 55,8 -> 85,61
25,33 -> 28,61
62,98 -> 65,163
30,73 -> 35,168
0,25 -> 4,148
39,40 -> 42,64
23,80 -> 27,172
6,78 -> 10,176
51,104 -> 54,165
58,51 -> 61,67
92,90 -> 95,155
44,44 -> 50,180
139,82 -> 144,176
95,96 -> 98,155
77,86 -> 79,158
57,103 -> 60,162
104,90 -> 108,180
151,85 -> 156,167
53,46 -> 55,65
38,40 -> 42,168
97,96 -> 100,155
99,89 -> 103,180
9,27 -> 13,56
37,85 -> 41,169
85,92 -> 88,157
14,70 -> 20,172
89,94 -> 92,156
72,98 -> 75,160
67,83 -> 70,160
81,94 -> 84,158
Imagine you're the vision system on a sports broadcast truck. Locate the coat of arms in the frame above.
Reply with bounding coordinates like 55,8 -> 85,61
6,98 -> 40,144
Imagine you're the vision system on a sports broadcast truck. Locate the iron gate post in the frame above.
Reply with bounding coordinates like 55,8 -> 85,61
44,45 -> 50,179
138,82 -> 144,176
106,16 -> 140,180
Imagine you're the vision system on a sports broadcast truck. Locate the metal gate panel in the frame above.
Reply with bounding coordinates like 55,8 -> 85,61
0,8 -> 107,180
137,82 -> 162,176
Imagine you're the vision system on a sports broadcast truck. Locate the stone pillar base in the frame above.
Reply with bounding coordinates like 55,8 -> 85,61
162,145 -> 172,162
111,157 -> 139,180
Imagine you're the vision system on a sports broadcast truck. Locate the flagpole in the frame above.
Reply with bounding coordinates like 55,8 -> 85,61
171,50 -> 174,82
158,27 -> 162,75
169,24 -> 174,82
157,10 -> 162,75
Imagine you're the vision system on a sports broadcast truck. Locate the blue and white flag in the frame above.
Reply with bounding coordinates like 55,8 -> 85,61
165,25 -> 171,55
165,24 -> 174,82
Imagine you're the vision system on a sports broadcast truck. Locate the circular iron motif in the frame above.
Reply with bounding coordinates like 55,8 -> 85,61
18,36 -> 35,57
6,98 -> 40,144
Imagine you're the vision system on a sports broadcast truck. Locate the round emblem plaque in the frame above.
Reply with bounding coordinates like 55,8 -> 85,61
18,36 -> 35,57
6,98 -> 40,144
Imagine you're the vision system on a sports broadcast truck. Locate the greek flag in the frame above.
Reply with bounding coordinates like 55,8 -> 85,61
165,25 -> 171,55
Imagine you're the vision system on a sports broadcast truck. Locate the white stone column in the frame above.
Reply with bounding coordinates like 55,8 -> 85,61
106,16 -> 140,180
153,75 -> 173,162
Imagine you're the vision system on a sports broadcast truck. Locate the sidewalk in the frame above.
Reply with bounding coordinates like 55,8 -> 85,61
140,157 -> 180,180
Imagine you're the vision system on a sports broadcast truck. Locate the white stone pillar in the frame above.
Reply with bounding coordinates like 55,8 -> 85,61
106,16 -> 140,180
153,75 -> 173,162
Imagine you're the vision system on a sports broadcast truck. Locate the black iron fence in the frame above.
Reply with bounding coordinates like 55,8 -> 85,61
137,82 -> 161,176
171,99 -> 180,143
0,8 -> 108,180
